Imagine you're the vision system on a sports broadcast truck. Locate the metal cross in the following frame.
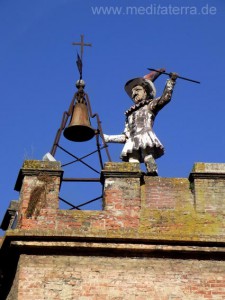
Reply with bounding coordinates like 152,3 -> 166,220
72,34 -> 92,61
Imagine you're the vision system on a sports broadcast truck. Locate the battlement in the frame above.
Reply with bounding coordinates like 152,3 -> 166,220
1,161 -> 225,299
2,160 -> 224,242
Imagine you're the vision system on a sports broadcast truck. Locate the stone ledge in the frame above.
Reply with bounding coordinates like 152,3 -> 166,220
0,235 -> 224,260
3,229 -> 225,244
192,162 -> 225,173
103,162 -> 141,172
189,162 -> 225,182
14,160 -> 63,191
0,201 -> 19,231
22,160 -> 61,170
189,172 -> 225,181
101,162 -> 142,181
9,240 -> 225,254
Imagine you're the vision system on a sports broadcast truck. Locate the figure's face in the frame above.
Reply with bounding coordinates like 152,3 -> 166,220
131,85 -> 147,103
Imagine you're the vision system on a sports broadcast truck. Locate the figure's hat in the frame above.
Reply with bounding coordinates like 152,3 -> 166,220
124,68 -> 165,100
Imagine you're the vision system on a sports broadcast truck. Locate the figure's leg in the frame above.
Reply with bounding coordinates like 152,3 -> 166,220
128,151 -> 140,163
143,153 -> 158,175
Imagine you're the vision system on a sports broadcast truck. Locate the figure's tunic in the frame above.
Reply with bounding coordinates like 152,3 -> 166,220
121,78 -> 176,162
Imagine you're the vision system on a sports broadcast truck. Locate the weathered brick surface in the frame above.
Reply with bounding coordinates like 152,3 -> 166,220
1,161 -> 225,299
16,160 -> 63,230
144,177 -> 193,210
13,161 -> 225,241
194,178 -> 225,213
7,254 -> 225,300
190,163 -> 225,214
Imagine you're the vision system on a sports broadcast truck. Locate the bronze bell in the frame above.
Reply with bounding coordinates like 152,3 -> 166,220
63,102 -> 96,142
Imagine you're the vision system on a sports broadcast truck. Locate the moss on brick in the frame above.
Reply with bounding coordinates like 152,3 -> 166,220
138,202 -> 223,240
11,160 -> 225,243
23,160 -> 61,170
103,162 -> 140,172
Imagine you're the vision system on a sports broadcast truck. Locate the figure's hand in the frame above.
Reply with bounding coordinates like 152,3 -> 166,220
159,68 -> 166,73
169,72 -> 179,81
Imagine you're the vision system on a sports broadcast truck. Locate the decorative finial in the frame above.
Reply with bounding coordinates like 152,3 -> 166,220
72,34 -> 92,80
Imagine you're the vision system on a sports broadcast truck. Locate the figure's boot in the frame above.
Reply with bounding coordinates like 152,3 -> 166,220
144,155 -> 158,176
128,151 -> 140,163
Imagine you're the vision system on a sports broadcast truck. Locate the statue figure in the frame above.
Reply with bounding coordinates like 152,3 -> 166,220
104,69 -> 178,175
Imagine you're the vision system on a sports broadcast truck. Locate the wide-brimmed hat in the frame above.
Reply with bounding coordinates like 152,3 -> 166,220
124,68 -> 165,100
124,78 -> 156,100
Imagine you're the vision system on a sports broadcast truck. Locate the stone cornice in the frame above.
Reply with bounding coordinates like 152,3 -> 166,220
189,172 -> 225,182
14,160 -> 63,191
1,233 -> 225,259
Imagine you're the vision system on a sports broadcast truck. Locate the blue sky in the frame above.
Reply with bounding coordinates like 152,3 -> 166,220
0,0 -> 225,234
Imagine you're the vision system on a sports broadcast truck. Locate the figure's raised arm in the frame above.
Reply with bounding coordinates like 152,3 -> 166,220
149,73 -> 178,113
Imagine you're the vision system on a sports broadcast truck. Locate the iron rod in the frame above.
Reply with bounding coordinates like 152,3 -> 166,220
57,144 -> 100,174
59,196 -> 81,210
70,195 -> 102,210
147,68 -> 200,84
62,146 -> 105,167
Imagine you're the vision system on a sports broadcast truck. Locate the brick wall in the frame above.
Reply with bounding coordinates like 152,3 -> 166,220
15,160 -> 63,230
1,160 -> 225,299
190,163 -> 225,214
12,161 -> 225,242
7,254 -> 225,300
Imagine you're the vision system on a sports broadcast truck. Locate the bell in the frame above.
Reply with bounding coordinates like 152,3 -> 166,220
63,102 -> 96,142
